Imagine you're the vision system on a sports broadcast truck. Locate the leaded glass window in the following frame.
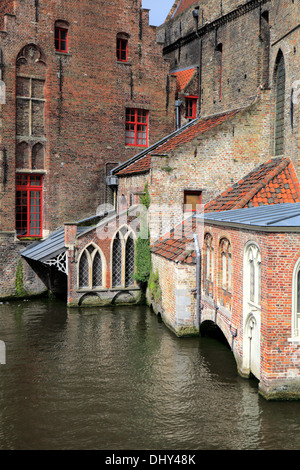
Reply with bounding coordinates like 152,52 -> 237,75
79,251 -> 89,288
112,233 -> 122,287
92,251 -> 102,288
125,235 -> 135,287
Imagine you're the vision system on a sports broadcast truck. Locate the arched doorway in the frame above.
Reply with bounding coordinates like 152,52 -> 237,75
244,313 -> 261,380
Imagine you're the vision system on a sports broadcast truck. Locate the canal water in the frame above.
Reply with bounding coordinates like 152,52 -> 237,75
0,298 -> 300,450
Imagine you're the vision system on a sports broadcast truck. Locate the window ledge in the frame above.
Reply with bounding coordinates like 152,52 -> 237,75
16,169 -> 47,174
116,61 -> 132,66
55,51 -> 72,57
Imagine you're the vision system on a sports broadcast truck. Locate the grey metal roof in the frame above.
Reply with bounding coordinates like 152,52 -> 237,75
20,210 -> 115,262
20,226 -> 90,262
201,203 -> 300,231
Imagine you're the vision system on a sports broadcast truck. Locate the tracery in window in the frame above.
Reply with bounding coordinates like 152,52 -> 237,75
78,244 -> 105,290
111,226 -> 136,288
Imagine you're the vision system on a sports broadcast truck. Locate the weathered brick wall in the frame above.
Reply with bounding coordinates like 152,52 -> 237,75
158,0 -> 271,118
268,1 -> 300,173
151,252 -> 197,336
0,0 -> 176,298
0,232 -> 47,298
148,97 -> 271,242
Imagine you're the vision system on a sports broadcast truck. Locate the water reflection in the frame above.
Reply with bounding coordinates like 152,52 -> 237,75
0,299 -> 300,450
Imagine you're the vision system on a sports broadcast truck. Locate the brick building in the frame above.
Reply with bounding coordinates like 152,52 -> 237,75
0,0 -> 175,298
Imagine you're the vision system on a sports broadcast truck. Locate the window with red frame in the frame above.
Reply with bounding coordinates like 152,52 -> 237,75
55,27 -> 68,53
117,37 -> 128,62
16,174 -> 43,238
185,96 -> 198,120
184,190 -> 202,212
125,108 -> 149,147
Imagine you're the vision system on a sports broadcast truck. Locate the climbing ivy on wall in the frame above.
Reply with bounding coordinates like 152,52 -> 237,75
134,182 -> 151,286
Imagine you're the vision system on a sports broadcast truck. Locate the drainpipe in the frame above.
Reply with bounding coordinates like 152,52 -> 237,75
175,99 -> 182,129
194,234 -> 201,332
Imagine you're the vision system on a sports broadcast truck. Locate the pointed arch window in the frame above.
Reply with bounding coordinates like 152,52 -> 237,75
78,244 -> 106,290
245,243 -> 261,307
203,233 -> 214,297
291,258 -> 300,340
218,238 -> 232,310
111,226 -> 136,288
274,50 -> 285,156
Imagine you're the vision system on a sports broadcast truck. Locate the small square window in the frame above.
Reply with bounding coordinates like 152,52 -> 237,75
184,190 -> 202,212
185,96 -> 198,120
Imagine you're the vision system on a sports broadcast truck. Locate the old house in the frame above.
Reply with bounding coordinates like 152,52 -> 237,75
0,0 -> 175,299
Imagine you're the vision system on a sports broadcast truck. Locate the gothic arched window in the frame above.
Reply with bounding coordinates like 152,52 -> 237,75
78,244 -> 106,290
111,226 -> 136,288
203,233 -> 214,297
274,50 -> 285,156
218,238 -> 232,310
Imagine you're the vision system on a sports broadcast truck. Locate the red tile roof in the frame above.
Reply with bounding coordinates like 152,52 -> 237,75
172,67 -> 196,93
116,109 -> 240,176
205,157 -> 300,212
152,158 -> 300,264
173,0 -> 198,17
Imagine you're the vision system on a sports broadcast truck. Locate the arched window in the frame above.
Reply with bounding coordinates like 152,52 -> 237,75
203,233 -> 214,297
245,243 -> 261,307
291,258 -> 300,340
78,244 -> 105,289
218,238 -> 231,309
16,142 -> 30,169
112,233 -> 122,287
32,142 -> 44,169
274,50 -> 285,156
79,251 -> 89,288
111,226 -> 136,288
125,235 -> 135,287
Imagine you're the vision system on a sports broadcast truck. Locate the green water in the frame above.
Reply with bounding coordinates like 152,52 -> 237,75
0,298 -> 299,450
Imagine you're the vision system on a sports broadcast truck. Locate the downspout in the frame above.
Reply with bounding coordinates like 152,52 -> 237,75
175,99 -> 182,129
194,234 -> 201,332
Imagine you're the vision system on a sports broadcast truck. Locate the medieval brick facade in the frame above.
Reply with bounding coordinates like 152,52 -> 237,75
0,0 -> 175,298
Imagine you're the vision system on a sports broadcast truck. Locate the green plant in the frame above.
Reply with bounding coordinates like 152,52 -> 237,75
139,182 -> 150,209
15,259 -> 26,297
134,235 -> 152,285
148,270 -> 162,302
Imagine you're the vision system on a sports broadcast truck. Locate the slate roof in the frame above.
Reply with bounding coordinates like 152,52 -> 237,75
151,158 -> 300,265
203,202 -> 300,229
115,109 -> 240,177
